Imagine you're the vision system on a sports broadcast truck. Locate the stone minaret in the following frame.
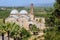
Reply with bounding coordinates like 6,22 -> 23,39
29,3 -> 34,20
30,3 -> 34,14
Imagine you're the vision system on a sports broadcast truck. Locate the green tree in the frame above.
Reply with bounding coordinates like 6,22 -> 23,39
20,27 -> 31,40
45,0 -> 60,40
5,23 -> 19,40
10,23 -> 21,40
5,23 -> 13,40
0,24 -> 6,40
29,25 -> 40,35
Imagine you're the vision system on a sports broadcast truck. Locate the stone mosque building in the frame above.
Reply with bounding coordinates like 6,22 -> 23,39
5,4 -> 45,30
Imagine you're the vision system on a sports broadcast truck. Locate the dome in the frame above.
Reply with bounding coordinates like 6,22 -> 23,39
19,15 -> 30,20
10,9 -> 18,14
10,15 -> 19,19
19,10 -> 28,14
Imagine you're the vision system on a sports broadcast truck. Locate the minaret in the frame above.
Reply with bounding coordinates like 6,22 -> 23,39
30,3 -> 34,14
29,3 -> 34,20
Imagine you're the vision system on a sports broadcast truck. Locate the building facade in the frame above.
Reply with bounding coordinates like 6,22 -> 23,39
5,4 -> 45,30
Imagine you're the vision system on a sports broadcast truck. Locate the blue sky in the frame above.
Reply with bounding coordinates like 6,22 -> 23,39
0,0 -> 55,7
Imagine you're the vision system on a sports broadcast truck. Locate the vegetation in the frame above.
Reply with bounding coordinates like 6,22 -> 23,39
0,23 -> 31,40
45,0 -> 60,40
0,1 -> 56,40
29,25 -> 40,35
0,10 -> 10,18
20,28 -> 31,40
5,23 -> 20,40
0,7 -> 53,19
0,24 -> 6,40
0,19 -> 3,24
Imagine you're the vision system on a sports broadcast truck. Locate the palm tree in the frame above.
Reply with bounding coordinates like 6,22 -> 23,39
10,23 -> 21,40
5,23 -> 16,40
5,23 -> 31,40
10,29 -> 20,40
0,24 -> 6,40
10,24 -> 31,40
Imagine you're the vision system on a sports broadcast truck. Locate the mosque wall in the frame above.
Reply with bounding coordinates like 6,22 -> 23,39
5,4 -> 45,30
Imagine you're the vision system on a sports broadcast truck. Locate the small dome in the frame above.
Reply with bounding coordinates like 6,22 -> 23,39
10,9 -> 18,14
19,10 -> 28,14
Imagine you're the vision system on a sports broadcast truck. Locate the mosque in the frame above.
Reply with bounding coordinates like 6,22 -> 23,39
5,4 -> 45,30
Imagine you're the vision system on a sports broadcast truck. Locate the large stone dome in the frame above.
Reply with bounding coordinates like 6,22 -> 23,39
10,9 -> 18,14
19,15 -> 30,20
19,10 -> 28,14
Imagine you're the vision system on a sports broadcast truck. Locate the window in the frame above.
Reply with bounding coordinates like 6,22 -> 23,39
36,19 -> 38,21
29,24 -> 32,29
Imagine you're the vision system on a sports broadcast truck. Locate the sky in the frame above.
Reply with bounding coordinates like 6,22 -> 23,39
0,0 -> 55,7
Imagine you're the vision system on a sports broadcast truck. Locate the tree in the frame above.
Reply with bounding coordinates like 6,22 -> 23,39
5,23 -> 31,40
45,0 -> 60,40
10,24 -> 21,40
5,23 -> 19,40
5,23 -> 13,40
45,26 -> 60,40
45,15 -> 55,27
53,0 -> 60,18
0,24 -> 6,40
29,25 -> 40,35
20,27 -> 31,40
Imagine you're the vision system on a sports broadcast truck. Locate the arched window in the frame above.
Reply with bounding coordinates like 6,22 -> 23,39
36,19 -> 38,21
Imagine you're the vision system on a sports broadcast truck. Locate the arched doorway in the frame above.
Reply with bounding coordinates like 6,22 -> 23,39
29,24 -> 33,29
